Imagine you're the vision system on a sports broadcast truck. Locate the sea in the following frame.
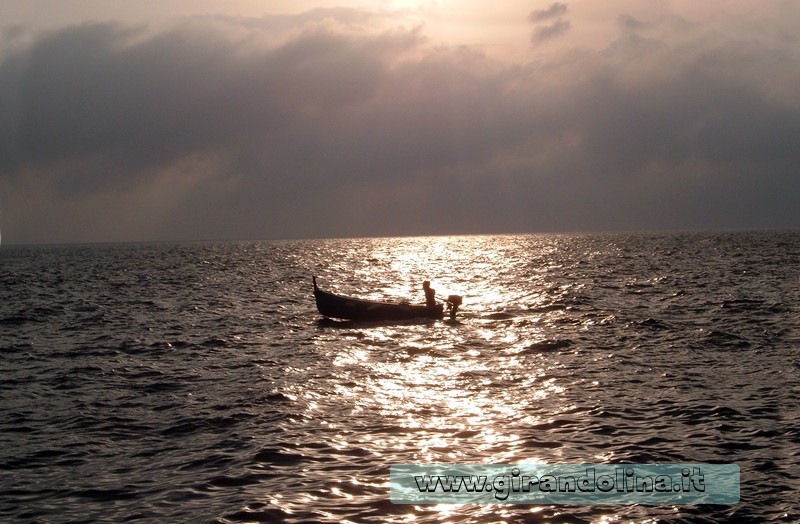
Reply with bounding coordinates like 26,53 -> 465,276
1,230 -> 799,523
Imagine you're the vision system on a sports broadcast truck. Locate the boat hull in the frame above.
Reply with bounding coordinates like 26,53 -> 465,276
313,278 -> 444,321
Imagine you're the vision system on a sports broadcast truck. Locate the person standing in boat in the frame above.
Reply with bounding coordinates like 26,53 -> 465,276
423,281 -> 436,308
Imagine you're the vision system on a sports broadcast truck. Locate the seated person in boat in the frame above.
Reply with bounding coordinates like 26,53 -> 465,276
423,280 -> 436,308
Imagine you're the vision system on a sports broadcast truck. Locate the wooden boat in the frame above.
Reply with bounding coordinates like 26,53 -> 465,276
313,276 -> 451,321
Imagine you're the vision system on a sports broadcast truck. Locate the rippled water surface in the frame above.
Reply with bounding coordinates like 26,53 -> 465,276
2,231 -> 799,522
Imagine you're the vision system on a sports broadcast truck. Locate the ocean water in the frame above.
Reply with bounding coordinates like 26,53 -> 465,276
1,231 -> 799,523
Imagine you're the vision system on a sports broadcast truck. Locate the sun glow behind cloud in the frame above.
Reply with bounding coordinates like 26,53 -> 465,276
1,0 -> 799,243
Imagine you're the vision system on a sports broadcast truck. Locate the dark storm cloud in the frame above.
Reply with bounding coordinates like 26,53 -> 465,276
1,8 -> 799,243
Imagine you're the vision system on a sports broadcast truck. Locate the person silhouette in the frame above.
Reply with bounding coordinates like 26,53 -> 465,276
422,280 -> 436,308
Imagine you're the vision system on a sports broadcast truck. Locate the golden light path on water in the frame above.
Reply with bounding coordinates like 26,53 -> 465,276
274,235 -> 622,521
257,234 -> 646,522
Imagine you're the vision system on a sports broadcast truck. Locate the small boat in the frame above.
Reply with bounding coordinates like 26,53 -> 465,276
312,277 -> 461,321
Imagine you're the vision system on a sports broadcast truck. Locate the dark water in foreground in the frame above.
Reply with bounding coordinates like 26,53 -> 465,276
1,231 -> 799,523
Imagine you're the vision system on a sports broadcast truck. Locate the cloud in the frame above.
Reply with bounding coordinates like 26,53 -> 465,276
1,6 -> 799,243
529,3 -> 568,22
617,14 -> 645,32
529,3 -> 570,44
532,18 -> 571,42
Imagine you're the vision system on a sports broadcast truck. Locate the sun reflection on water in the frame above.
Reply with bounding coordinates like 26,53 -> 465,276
326,339 -> 565,465
297,234 -> 591,520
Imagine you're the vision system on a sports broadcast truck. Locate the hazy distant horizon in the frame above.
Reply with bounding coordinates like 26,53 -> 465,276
3,225 -> 799,248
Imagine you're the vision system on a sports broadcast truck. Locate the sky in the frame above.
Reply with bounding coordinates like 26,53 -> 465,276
1,1 -> 799,244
